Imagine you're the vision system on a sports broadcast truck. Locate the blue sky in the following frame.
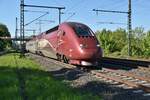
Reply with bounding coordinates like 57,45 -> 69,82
0,0 -> 150,37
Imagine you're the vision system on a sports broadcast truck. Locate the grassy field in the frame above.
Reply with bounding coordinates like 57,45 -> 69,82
0,53 -> 100,100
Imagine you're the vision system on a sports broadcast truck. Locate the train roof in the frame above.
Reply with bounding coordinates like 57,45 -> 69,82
45,25 -> 59,34
67,22 -> 85,25
37,22 -> 87,36
44,22 -> 83,34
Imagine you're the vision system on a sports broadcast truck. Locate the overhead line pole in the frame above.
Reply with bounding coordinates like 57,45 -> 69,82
23,4 -> 65,25
38,20 -> 42,33
59,8 -> 61,24
20,0 -> 25,56
93,0 -> 132,56
15,17 -> 18,39
128,0 -> 132,56
20,0 -> 65,56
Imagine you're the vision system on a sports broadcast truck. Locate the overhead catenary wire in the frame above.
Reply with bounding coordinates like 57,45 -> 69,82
93,0 -> 132,56
63,0 -> 86,15
19,1 -> 66,47
62,0 -> 89,22
38,20 -> 55,23
97,21 -> 127,25
96,0 -> 126,10
93,9 -> 128,14
107,0 -> 127,10
24,10 -> 49,14
94,0 -> 128,17
23,4 -> 65,9
64,12 -> 76,22
35,19 -> 55,33
24,12 -> 49,26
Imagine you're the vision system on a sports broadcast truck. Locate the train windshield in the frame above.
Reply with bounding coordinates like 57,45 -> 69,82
69,23 -> 94,36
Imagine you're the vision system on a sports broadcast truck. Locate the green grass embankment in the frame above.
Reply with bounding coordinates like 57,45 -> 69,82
0,53 -> 100,100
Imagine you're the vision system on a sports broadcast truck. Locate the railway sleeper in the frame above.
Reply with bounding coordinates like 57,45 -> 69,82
91,71 -> 150,93
138,85 -> 150,93
103,68 -> 150,83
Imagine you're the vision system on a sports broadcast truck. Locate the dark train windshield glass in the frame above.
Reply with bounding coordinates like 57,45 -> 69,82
69,23 -> 94,36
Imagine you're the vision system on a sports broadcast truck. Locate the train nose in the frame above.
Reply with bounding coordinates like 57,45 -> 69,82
79,48 -> 100,59
79,44 -> 88,49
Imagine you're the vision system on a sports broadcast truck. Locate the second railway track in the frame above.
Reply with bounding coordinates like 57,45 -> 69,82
100,57 -> 150,69
97,57 -> 150,94
91,68 -> 150,93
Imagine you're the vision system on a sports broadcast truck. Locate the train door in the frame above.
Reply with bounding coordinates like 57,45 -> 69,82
57,29 -> 65,52
56,29 -> 66,61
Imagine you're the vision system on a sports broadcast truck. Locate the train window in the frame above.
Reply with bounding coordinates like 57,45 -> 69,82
62,32 -> 65,36
57,30 -> 65,36
57,30 -> 62,36
69,23 -> 94,36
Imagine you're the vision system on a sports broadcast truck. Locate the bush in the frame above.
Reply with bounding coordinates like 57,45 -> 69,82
0,23 -> 12,51
96,27 -> 150,58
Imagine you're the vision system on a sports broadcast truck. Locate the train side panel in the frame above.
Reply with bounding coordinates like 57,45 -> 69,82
26,40 -> 38,53
26,22 -> 103,66
37,38 -> 57,59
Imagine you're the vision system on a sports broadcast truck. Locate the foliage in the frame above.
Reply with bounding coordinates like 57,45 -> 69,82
0,53 -> 100,100
96,28 -> 127,54
0,23 -> 12,51
96,27 -> 150,58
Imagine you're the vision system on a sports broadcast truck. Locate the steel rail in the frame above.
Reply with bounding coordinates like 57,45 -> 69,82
91,69 -> 150,93
103,68 -> 150,83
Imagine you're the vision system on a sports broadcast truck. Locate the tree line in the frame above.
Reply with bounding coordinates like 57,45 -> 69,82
0,23 -> 12,51
0,22 -> 150,58
96,27 -> 150,58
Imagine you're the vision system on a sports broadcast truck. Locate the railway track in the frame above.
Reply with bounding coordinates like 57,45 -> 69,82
97,57 -> 150,94
26,53 -> 76,70
27,53 -> 150,97
137,67 -> 150,73
101,57 -> 150,68
91,68 -> 150,93
128,67 -> 150,79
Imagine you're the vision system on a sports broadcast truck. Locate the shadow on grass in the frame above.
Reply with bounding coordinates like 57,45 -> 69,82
0,66 -> 100,100
0,66 -> 149,100
77,81 -> 150,100
50,68 -> 84,81
0,66 -> 50,100
0,50 -> 20,56
48,67 -> 150,100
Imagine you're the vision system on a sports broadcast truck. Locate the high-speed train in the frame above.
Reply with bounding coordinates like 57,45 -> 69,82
26,22 -> 103,66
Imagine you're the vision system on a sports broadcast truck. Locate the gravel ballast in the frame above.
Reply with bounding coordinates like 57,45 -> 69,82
27,53 -> 150,100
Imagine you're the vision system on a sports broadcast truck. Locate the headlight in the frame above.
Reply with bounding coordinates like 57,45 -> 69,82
97,44 -> 100,47
80,44 -> 87,49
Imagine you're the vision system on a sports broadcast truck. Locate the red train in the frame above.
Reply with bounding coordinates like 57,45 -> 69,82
26,22 -> 103,66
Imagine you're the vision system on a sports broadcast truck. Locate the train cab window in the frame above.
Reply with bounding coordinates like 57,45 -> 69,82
69,23 -> 94,36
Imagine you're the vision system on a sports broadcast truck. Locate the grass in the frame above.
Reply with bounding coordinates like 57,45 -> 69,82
0,53 -> 100,100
